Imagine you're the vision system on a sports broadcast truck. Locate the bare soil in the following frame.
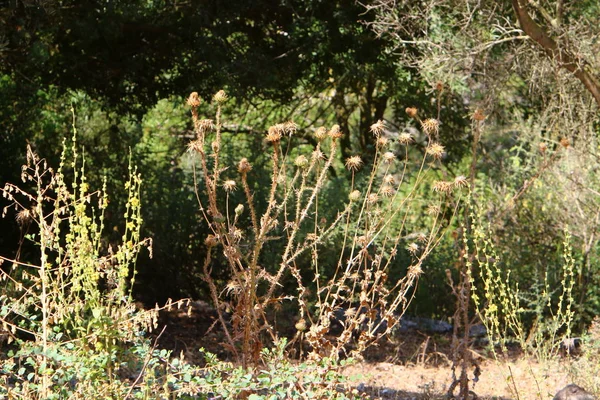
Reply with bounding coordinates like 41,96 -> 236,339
150,303 -> 582,399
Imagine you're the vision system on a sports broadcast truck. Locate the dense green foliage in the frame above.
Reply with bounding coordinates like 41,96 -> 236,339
1,0 -> 600,344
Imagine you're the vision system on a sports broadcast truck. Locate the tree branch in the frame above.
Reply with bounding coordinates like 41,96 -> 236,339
511,0 -> 600,107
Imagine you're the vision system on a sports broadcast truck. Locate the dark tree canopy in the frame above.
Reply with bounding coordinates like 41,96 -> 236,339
1,0 -> 393,112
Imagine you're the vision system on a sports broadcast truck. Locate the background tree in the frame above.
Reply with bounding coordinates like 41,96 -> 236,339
364,0 -> 600,324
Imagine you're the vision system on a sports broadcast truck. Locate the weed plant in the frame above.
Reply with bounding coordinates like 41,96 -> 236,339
0,93 -> 460,398
0,110 -> 199,399
186,90 -> 463,367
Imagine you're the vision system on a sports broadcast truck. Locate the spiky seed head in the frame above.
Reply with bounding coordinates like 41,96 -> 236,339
560,137 -> 570,148
427,204 -> 441,216
295,319 -> 307,331
234,204 -> 244,216
223,180 -> 237,192
397,132 -> 412,145
328,124 -> 343,139
383,174 -> 395,185
230,227 -> 243,241
417,232 -> 428,242
367,193 -> 379,204
205,234 -> 219,247
15,208 -> 32,226
345,155 -> 363,171
187,92 -> 201,108
381,185 -> 395,197
213,90 -> 228,104
453,175 -> 468,188
408,264 -> 423,277
266,125 -> 283,143
382,151 -> 396,163
357,235 -> 369,247
421,118 -> 440,135
426,142 -> 445,160
312,149 -> 324,161
407,243 -> 419,254
238,158 -> 252,173
473,109 -> 486,121
376,137 -> 389,149
187,140 -> 203,153
211,141 -> 220,153
349,190 -> 361,202
370,120 -> 385,137
405,107 -> 418,118
539,142 -> 547,153
199,119 -> 214,133
314,127 -> 328,141
284,121 -> 298,136
432,181 -> 453,193
294,155 -> 309,168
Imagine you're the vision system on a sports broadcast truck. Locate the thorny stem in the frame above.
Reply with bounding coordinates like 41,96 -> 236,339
263,139 -> 338,306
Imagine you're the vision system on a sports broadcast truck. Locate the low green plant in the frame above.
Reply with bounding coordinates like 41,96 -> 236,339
471,207 -> 577,360
0,109 -> 196,399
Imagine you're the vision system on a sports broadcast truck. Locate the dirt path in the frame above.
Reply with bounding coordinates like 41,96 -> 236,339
343,358 -> 572,399
151,303 -> 589,399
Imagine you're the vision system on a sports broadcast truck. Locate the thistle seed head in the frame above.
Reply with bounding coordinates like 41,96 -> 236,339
408,263 -> 423,277
432,181 -> 453,193
312,149 -> 325,161
266,125 -> 283,143
349,190 -> 361,202
238,158 -> 252,173
223,180 -> 237,192
328,124 -> 343,139
382,151 -> 396,163
473,109 -> 486,121
367,193 -> 379,204
398,132 -> 413,145
345,155 -> 363,171
187,92 -> 201,108
16,208 -> 32,226
187,139 -> 203,153
205,234 -> 219,247
426,142 -> 445,160
370,120 -> 385,137
453,175 -> 468,188
314,127 -> 328,141
284,121 -> 298,136
381,185 -> 395,197
199,119 -> 214,133
213,90 -> 228,104
376,136 -> 389,149
294,155 -> 309,168
407,243 -> 419,254
426,204 -> 441,216
421,118 -> 440,136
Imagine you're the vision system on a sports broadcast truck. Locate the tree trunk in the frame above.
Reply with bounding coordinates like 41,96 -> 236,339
511,0 -> 600,107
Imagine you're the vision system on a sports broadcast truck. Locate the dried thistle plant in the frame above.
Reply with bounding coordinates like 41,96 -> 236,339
187,90 -> 461,366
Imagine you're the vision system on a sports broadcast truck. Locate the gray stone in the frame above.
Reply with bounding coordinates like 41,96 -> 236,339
553,384 -> 595,400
